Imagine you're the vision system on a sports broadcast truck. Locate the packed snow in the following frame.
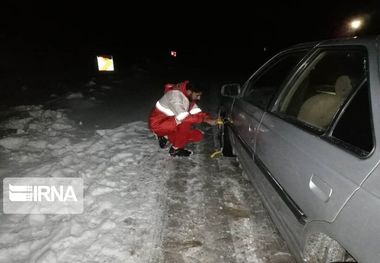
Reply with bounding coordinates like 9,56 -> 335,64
0,103 -> 295,262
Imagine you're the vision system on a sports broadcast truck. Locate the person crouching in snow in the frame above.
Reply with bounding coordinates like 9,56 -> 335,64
149,80 -> 217,157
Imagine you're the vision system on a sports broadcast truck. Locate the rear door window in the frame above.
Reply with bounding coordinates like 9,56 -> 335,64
330,80 -> 374,156
273,48 -> 367,133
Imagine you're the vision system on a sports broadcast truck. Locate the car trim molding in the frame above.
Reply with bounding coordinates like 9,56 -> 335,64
254,156 -> 307,225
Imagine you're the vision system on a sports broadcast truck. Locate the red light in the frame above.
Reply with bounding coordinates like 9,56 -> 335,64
170,51 -> 177,57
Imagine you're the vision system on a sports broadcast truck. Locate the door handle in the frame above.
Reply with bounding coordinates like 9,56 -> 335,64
309,174 -> 333,203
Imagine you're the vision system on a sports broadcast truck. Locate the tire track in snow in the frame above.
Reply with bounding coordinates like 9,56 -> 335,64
158,134 -> 237,263
156,127 -> 295,263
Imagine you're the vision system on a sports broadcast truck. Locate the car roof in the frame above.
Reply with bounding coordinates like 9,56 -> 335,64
288,35 -> 380,50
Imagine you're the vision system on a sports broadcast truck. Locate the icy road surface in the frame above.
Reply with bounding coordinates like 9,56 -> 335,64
0,105 -> 295,262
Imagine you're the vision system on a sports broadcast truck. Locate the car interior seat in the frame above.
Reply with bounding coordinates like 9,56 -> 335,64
297,75 -> 352,129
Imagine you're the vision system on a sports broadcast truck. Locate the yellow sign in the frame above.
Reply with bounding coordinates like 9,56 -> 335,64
97,56 -> 114,71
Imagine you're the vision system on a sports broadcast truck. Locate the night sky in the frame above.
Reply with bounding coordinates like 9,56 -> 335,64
1,1 -> 379,82
3,2 -> 378,45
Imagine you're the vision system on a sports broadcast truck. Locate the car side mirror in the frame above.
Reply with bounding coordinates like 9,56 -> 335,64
221,83 -> 241,98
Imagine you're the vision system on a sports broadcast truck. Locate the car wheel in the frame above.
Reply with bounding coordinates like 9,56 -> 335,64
304,233 -> 347,263
217,109 -> 234,157
221,124 -> 234,157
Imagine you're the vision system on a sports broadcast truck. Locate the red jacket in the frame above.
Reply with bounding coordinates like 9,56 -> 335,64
149,81 -> 208,135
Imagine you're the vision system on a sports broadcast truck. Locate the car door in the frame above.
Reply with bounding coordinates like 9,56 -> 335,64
255,45 -> 379,226
230,49 -> 309,158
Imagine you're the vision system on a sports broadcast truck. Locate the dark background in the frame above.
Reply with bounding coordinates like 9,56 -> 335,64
1,0 -> 379,106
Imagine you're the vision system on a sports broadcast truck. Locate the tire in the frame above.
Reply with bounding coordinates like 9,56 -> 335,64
304,234 -> 347,263
217,108 -> 235,157
222,124 -> 234,157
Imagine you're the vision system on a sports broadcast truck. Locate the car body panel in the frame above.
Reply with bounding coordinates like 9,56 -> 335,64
324,185 -> 380,263
230,132 -> 305,262
230,100 -> 264,153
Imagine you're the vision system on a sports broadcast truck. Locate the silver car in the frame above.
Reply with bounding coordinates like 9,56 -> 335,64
219,36 -> 380,263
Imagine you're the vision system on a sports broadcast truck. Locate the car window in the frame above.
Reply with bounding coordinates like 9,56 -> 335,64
242,50 -> 307,109
331,80 -> 374,156
274,48 -> 367,132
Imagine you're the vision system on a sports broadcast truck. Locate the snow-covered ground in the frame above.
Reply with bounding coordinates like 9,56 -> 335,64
0,80 -> 295,263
